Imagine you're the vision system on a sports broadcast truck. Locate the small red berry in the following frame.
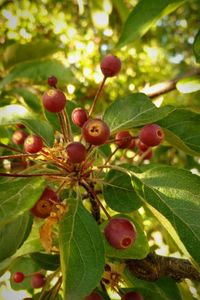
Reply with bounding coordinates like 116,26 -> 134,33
104,218 -> 137,249
24,135 -> 43,153
115,131 -> 132,149
42,89 -> 66,113
71,107 -> 88,127
31,273 -> 45,289
66,142 -> 87,163
16,123 -> 25,129
30,186 -> 60,218
121,291 -> 144,300
47,75 -> 57,87
12,130 -> 28,145
84,291 -> 104,300
12,272 -> 25,283
137,140 -> 149,152
139,124 -> 164,147
100,54 -> 121,77
82,119 -> 110,146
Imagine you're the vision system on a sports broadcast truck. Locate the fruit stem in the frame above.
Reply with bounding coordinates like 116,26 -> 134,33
61,110 -> 73,141
0,153 -> 38,160
0,172 -> 65,177
104,146 -> 119,165
0,142 -> 23,153
81,180 -> 111,219
57,112 -> 69,143
136,148 -> 152,165
89,76 -> 107,116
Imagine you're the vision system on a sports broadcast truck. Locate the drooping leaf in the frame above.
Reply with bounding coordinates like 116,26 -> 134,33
193,30 -> 200,63
59,198 -> 105,300
10,87 -> 42,112
102,214 -> 149,259
0,177 -> 45,228
132,165 -> 200,267
103,169 -> 142,212
103,93 -> 174,134
30,252 -> 60,271
158,109 -> 200,156
117,0 -> 186,48
10,256 -> 41,291
3,40 -> 60,69
0,104 -> 54,146
125,269 -> 183,300
0,213 -> 32,262
176,76 -> 200,93
0,59 -> 74,89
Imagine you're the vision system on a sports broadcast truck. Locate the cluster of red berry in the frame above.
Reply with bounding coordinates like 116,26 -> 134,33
10,54 -> 165,300
12,271 -> 45,289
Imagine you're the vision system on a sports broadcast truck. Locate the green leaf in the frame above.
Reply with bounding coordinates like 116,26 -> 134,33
3,40 -> 60,69
0,104 -> 54,146
0,59 -> 74,89
176,76 -> 200,93
20,118 -> 54,147
0,177 -> 45,228
132,165 -> 200,267
59,198 -> 105,300
125,269 -> 182,300
103,169 -> 142,212
158,109 -> 200,156
30,252 -> 60,271
193,30 -> 200,63
10,256 -> 41,291
117,0 -> 186,48
102,214 -> 149,259
0,104 -> 31,124
10,87 -> 43,112
103,93 -> 174,134
0,213 -> 32,262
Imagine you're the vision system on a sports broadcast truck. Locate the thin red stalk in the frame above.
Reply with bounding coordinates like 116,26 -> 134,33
62,110 -> 72,141
0,172 -> 65,177
0,153 -> 37,160
81,180 -> 111,219
0,142 -> 23,153
57,112 -> 69,143
104,146 -> 119,165
89,76 -> 107,116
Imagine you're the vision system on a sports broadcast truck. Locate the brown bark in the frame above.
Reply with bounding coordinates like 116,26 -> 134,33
142,68 -> 200,98
127,253 -> 200,282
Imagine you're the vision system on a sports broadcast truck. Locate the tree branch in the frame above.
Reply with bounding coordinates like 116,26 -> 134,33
127,253 -> 200,282
142,68 -> 200,99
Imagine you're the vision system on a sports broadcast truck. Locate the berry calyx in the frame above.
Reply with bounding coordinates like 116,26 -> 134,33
31,273 -> 45,289
115,131 -> 132,149
42,89 -> 66,113
12,130 -> 28,145
71,107 -> 88,127
30,186 -> 60,218
104,218 -> 137,249
12,272 -> 25,283
121,291 -> 144,300
100,54 -> 121,77
84,291 -> 104,300
104,217 -> 137,249
24,135 -> 43,153
139,124 -> 164,147
82,118 -> 110,146
66,142 -> 87,163
47,75 -> 57,88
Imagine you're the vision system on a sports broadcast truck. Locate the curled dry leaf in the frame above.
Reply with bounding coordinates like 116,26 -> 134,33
40,202 -> 68,252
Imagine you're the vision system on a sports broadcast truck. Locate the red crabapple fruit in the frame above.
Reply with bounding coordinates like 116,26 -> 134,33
42,89 -> 66,113
66,142 -> 87,163
139,124 -> 164,147
71,107 -> 88,127
115,131 -> 132,149
12,272 -> 25,283
100,54 -> 121,77
121,291 -> 144,300
82,119 -> 110,145
12,130 -> 28,145
31,273 -> 45,289
24,135 -> 43,153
